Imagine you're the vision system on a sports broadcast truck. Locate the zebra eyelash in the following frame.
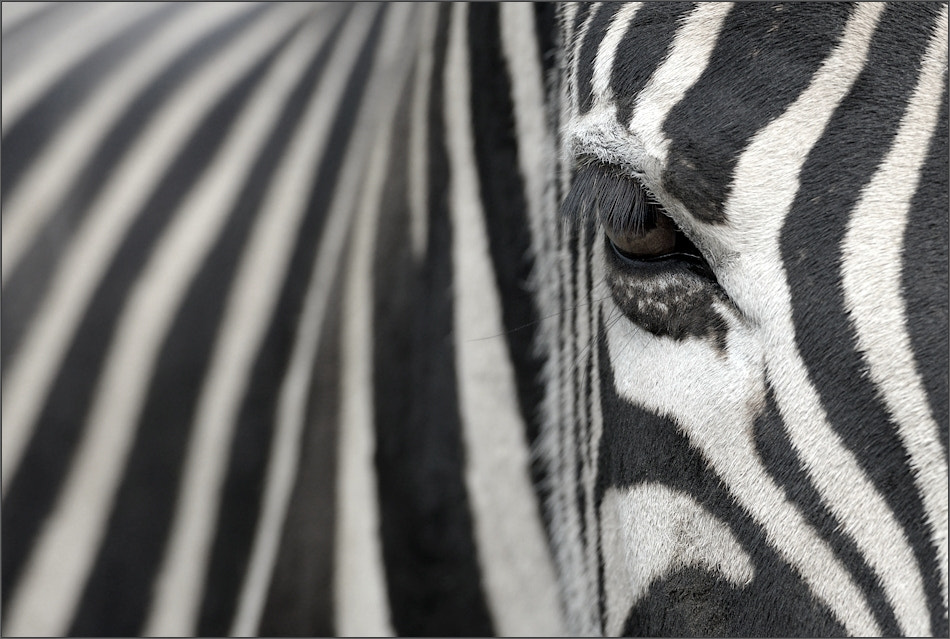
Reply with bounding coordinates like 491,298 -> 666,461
560,160 -> 665,238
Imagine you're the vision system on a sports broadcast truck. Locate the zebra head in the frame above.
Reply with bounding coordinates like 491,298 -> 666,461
542,3 -> 948,636
2,2 -> 946,636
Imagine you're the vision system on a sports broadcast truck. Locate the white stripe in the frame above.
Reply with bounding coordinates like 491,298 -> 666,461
560,3 -> 580,46
841,6 -> 949,622
444,4 -> 565,635
408,2 -> 437,261
0,5 -> 306,496
2,7 -> 312,636
590,3 -> 642,108
1,3 -> 79,83
500,1 -> 561,344
605,313 -> 882,636
1,3 -> 163,135
2,2 -> 255,284
231,5 -> 411,636
545,8 -> 581,625
599,483 -> 754,637
550,174 -> 595,632
538,229 -> 570,628
500,8 -> 566,545
721,4 -> 930,635
140,9 -> 349,636
627,3 -> 732,165
557,12 -> 576,202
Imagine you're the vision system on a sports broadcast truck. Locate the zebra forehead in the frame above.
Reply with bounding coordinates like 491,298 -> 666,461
569,3 -> 862,225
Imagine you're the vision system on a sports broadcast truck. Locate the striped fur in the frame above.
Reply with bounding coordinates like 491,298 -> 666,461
2,3 -> 563,635
2,2 -> 947,637
554,2 -> 948,635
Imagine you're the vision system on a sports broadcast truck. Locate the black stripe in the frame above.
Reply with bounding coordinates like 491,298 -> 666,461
753,387 -> 900,635
198,6 -> 387,634
568,3 -> 593,106
0,25 -> 300,624
573,225 -> 590,561
594,329 -> 845,637
371,5 -> 494,635
256,214 -> 348,638
781,4 -> 945,634
0,3 -> 273,373
0,4 -> 186,200
902,74 -> 949,459
533,3 -> 559,84
662,2 -> 850,224
466,2 -> 551,533
611,2 -> 693,126
594,309 -> 608,633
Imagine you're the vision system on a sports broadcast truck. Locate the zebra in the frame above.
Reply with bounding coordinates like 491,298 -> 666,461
552,2 -> 948,636
2,3 -> 564,635
1,2 -> 947,637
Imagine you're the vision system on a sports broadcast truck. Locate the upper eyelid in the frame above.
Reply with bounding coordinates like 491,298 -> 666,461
571,155 -> 665,210
561,161 -> 663,236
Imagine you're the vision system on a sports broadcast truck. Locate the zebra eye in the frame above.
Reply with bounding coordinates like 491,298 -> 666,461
561,160 -> 707,266
604,210 -> 678,259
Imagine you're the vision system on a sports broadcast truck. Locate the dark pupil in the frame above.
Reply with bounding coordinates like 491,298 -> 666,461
605,210 -> 678,258
602,177 -> 679,259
